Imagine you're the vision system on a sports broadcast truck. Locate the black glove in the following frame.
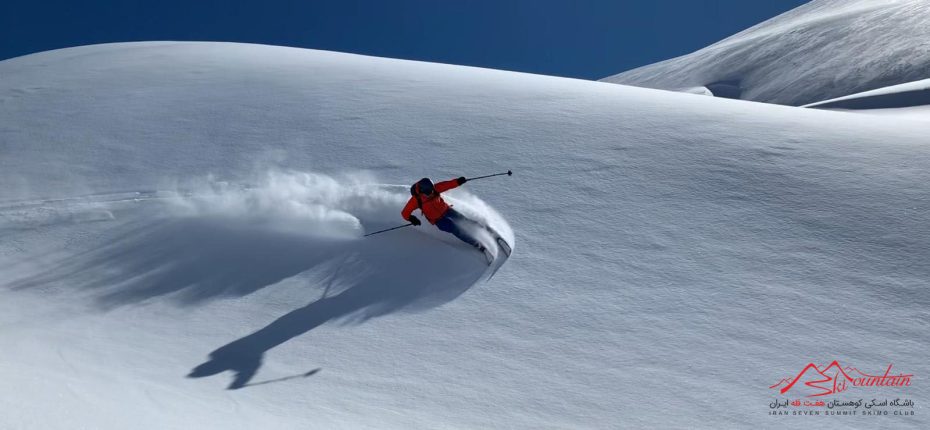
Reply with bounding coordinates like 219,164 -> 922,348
408,215 -> 421,226
456,176 -> 468,185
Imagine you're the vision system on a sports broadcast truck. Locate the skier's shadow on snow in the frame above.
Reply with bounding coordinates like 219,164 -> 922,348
10,216 -> 487,389
185,220 -> 486,389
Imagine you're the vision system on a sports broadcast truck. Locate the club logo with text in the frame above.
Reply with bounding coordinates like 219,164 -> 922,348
768,360 -> 915,418
771,360 -> 911,397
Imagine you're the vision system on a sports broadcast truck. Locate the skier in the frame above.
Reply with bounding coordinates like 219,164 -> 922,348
402,176 -> 487,254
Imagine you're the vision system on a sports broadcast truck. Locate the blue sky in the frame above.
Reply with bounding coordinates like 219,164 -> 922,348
0,0 -> 808,79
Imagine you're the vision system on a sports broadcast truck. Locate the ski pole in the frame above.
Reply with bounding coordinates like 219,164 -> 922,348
364,223 -> 414,237
468,170 -> 513,181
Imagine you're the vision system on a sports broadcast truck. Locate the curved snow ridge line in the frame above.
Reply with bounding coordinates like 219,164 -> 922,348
803,78 -> 930,110
707,1 -> 887,50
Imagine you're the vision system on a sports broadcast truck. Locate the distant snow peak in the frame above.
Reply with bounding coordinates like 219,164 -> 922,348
602,0 -> 930,106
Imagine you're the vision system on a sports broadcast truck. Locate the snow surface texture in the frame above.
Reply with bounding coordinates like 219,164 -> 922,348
601,0 -> 930,106
2,42 -> 929,429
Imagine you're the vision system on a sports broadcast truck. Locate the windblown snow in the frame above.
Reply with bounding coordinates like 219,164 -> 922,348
601,0 -> 930,107
1,42 -> 928,429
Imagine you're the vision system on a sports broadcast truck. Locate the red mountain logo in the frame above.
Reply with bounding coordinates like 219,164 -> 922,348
771,361 -> 912,397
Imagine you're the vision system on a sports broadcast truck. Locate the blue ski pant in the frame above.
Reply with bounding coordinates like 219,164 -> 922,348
435,208 -> 482,249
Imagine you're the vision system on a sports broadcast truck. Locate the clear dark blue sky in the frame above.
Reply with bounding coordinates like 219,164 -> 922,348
1,0 -> 808,79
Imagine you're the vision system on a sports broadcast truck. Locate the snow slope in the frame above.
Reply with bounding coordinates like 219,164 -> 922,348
601,0 -> 930,106
2,42 -> 929,429
804,77 -> 930,110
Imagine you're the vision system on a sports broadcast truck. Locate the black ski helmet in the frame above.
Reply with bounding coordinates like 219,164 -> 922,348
412,177 -> 434,196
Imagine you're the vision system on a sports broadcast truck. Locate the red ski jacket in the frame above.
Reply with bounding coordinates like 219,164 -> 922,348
401,178 -> 462,224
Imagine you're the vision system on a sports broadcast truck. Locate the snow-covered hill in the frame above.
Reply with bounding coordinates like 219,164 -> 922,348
2,42 -> 928,429
601,0 -> 930,106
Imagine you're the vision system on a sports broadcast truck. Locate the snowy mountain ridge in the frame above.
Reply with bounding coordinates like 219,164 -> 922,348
602,0 -> 930,106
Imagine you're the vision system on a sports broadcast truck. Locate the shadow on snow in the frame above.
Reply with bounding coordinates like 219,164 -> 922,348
9,216 -> 489,389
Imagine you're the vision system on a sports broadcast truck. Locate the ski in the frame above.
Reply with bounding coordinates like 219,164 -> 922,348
480,246 -> 494,265
495,236 -> 512,257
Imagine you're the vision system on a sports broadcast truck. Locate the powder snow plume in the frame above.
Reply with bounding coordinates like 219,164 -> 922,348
167,170 -> 388,239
